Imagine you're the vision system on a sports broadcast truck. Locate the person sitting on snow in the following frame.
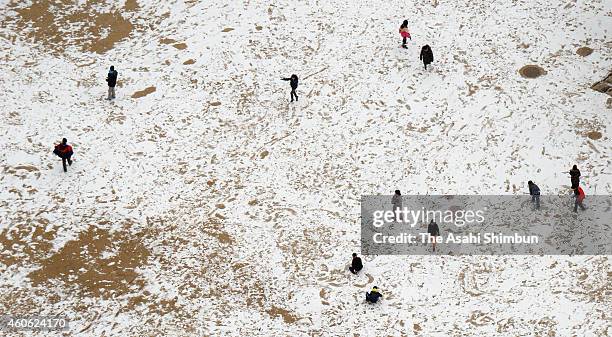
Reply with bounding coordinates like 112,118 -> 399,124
366,286 -> 383,303
349,253 -> 363,274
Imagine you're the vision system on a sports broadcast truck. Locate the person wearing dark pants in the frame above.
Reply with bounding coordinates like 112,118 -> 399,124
573,186 -> 586,212
569,165 -> 580,189
349,253 -> 363,274
53,138 -> 74,172
399,20 -> 411,48
528,180 -> 541,210
281,74 -> 299,102
420,45 -> 434,70
427,220 -> 440,252
391,190 -> 402,222
365,286 -> 382,303
106,66 -> 118,100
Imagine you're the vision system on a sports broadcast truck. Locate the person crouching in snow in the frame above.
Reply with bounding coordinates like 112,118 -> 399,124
349,253 -> 363,274
420,45 -> 434,70
399,20 -> 411,49
366,286 -> 383,303
53,138 -> 74,173
281,74 -> 299,102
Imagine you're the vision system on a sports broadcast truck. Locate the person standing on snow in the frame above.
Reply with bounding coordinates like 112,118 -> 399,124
419,45 -> 434,70
391,190 -> 402,222
281,74 -> 299,102
399,20 -> 411,49
427,219 -> 440,252
53,138 -> 74,173
106,66 -> 118,100
573,186 -> 586,212
349,253 -> 363,274
569,165 -> 580,189
528,180 -> 541,210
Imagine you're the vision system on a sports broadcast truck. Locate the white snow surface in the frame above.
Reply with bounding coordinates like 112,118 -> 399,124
0,0 -> 610,336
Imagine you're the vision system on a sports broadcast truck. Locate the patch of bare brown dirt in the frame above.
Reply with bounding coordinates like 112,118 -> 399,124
519,65 -> 546,79
159,38 -> 177,45
124,0 -> 139,11
266,305 -> 300,324
28,226 -> 150,299
183,59 -> 196,65
576,47 -> 593,57
591,72 -> 612,96
173,43 -> 187,50
132,86 -> 156,98
203,221 -> 234,245
586,131 -> 602,140
5,0 -> 135,54
0,224 -> 56,267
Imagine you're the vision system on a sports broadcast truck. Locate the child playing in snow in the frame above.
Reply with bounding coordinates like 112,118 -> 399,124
399,20 -> 411,49
366,286 -> 383,303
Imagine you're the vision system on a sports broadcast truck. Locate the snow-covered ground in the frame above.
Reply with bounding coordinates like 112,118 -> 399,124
0,0 -> 610,335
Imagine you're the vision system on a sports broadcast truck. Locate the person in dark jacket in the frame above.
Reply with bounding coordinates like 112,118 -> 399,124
391,190 -> 402,222
419,45 -> 434,70
528,180 -> 541,210
281,74 -> 299,102
573,187 -> 586,212
366,286 -> 382,303
106,66 -> 118,100
53,138 -> 74,173
427,219 -> 440,252
569,165 -> 580,189
349,253 -> 363,274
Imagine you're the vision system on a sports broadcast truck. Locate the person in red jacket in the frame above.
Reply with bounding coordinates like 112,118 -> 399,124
53,138 -> 74,172
573,186 -> 586,212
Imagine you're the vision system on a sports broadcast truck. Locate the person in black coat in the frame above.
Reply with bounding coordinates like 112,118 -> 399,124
427,219 -> 440,252
569,165 -> 580,189
106,66 -> 118,100
349,253 -> 363,274
365,286 -> 382,303
419,45 -> 434,70
528,180 -> 541,210
281,74 -> 299,102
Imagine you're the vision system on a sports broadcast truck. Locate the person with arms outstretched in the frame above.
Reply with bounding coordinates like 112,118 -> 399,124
281,74 -> 299,102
